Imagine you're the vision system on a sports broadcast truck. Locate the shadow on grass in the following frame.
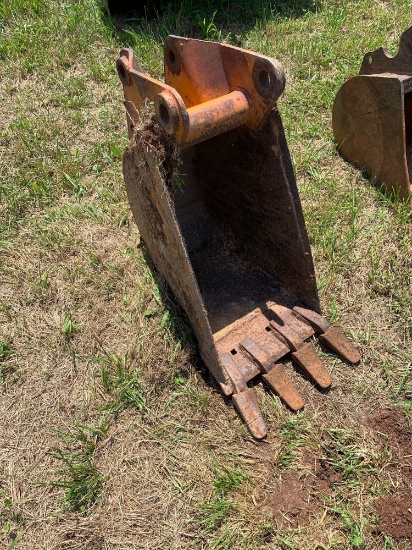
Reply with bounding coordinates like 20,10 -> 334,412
103,0 -> 321,51
139,243 -> 219,392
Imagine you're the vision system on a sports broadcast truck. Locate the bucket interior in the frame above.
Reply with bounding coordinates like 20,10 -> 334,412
173,149 -> 289,335
172,122 -> 318,335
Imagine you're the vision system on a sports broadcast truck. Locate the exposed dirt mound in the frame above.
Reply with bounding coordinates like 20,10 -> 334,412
368,408 -> 412,450
374,492 -> 412,541
264,472 -> 313,527
368,408 -> 412,542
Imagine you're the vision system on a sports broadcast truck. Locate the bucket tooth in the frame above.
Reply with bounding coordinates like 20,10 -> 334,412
319,326 -> 361,365
292,343 -> 332,389
332,26 -> 412,203
117,37 -> 360,439
269,319 -> 332,388
262,365 -> 305,411
232,389 -> 267,440
239,334 -> 305,410
219,353 -> 266,439
293,306 -> 360,365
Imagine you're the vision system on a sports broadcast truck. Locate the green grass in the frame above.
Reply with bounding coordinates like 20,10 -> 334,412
278,415 -> 309,468
48,422 -> 107,512
321,428 -> 378,485
100,351 -> 148,414
0,0 -> 411,548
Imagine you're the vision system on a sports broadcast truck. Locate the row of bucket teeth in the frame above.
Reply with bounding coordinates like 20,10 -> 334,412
220,307 -> 360,439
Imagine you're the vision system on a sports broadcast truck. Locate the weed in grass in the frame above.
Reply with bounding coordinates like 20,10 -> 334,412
210,526 -> 239,549
0,488 -> 26,549
48,421 -> 107,513
330,505 -> 365,548
382,533 -> 397,549
171,376 -> 211,415
61,312 -> 80,341
0,340 -> 15,385
99,349 -> 147,414
197,11 -> 221,41
0,340 -> 13,361
194,455 -> 252,543
38,268 -> 51,290
197,497 -> 232,535
212,462 -> 251,495
62,172 -> 85,201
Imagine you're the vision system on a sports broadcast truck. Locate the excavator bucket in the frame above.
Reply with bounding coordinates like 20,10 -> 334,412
117,36 -> 360,439
333,26 -> 412,203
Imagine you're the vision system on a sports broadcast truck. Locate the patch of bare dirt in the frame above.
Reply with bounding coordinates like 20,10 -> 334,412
368,408 -> 412,487
368,408 -> 412,452
261,455 -> 344,529
368,408 -> 412,542
263,471 -> 316,528
313,458 -> 342,495
373,492 -> 412,541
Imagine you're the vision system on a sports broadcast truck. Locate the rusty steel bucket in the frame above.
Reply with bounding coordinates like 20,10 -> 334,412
117,36 -> 360,439
333,26 -> 412,203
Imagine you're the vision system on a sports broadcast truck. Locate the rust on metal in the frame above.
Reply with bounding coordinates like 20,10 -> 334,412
269,319 -> 332,388
332,26 -> 412,203
239,335 -> 305,410
293,306 -> 360,365
118,36 -> 361,439
232,389 -> 267,440
319,326 -> 361,365
262,365 -> 305,411
292,343 -> 332,389
269,319 -> 305,352
240,337 -> 278,372
293,306 -> 330,333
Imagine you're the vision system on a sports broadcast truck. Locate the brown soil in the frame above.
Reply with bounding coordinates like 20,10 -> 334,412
368,408 -> 412,542
313,458 -> 342,495
374,492 -> 412,541
263,458 -> 344,528
368,408 -> 412,452
264,471 -> 312,528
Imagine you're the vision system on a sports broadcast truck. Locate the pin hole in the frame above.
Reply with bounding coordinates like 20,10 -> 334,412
159,103 -> 170,126
259,69 -> 271,89
230,349 -> 237,355
265,326 -> 271,332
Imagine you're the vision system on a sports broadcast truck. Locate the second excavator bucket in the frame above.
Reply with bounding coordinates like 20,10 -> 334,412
117,36 -> 360,439
333,26 -> 412,203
